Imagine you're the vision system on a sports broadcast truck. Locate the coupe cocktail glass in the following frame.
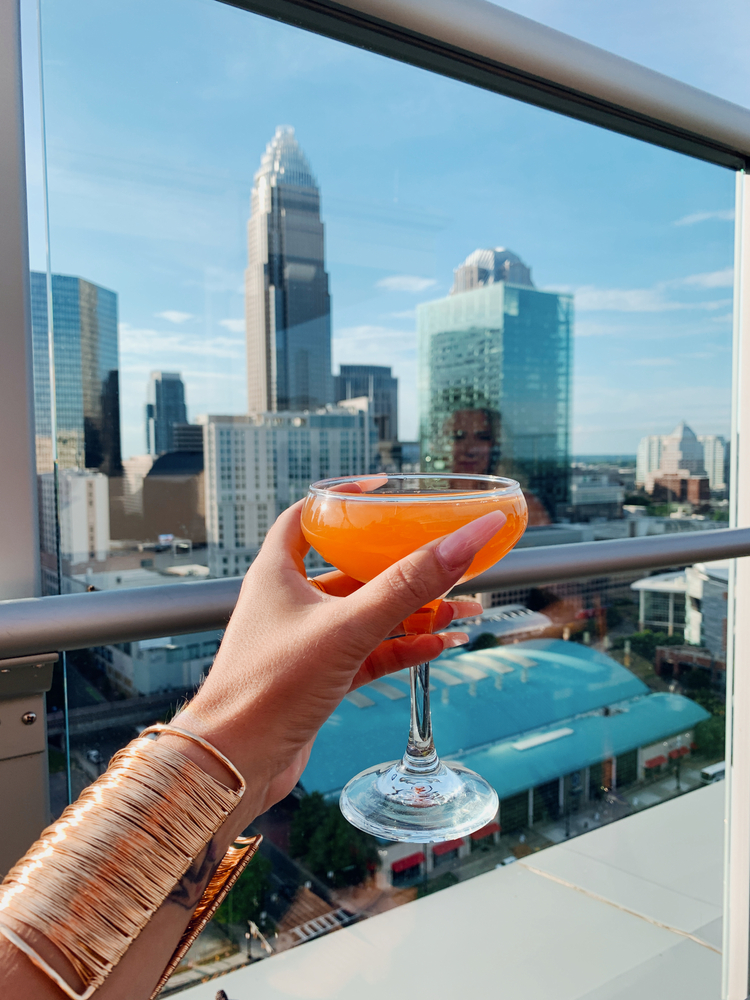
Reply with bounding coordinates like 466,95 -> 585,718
301,474 -> 528,842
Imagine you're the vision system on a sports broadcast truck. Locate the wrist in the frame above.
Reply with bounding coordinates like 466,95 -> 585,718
167,707 -> 271,825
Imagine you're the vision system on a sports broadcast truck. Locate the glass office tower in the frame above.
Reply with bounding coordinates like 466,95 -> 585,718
30,271 -> 122,477
334,364 -> 399,442
418,250 -> 572,518
145,371 -> 188,455
245,126 -> 333,413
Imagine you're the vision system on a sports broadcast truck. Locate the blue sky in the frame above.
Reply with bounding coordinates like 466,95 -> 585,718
22,0 -> 740,459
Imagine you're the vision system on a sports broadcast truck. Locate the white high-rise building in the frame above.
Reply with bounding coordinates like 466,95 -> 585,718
698,435 -> 728,490
659,421 -> 706,476
203,405 -> 376,577
636,422 -> 720,487
636,435 -> 663,486
39,469 -> 110,565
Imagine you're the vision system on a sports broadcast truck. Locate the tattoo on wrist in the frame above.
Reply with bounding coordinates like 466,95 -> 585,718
167,840 -> 221,911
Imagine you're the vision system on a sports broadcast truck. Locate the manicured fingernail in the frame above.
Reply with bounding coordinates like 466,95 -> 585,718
438,632 -> 469,649
447,601 -> 483,618
435,510 -> 507,571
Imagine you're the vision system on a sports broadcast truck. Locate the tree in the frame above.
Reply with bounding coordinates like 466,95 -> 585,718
291,793 -> 379,887
695,714 -> 725,760
214,853 -> 272,926
471,632 -> 498,650
289,791 -> 329,859
628,630 -> 683,662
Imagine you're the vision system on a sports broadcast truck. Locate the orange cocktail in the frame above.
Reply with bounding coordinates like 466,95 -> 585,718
302,474 -> 528,844
301,484 -> 527,586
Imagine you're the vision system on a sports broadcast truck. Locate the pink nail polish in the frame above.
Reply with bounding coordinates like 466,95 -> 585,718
438,632 -> 469,648
435,510 -> 507,571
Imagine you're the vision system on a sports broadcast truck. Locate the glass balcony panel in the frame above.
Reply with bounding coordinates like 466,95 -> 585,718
46,553 -> 728,993
26,0 -> 735,994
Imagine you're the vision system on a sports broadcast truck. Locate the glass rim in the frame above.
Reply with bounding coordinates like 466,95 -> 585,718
306,473 -> 523,503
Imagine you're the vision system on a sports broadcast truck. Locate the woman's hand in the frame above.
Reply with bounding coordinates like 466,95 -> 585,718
173,501 -> 506,824
0,500 -> 506,1000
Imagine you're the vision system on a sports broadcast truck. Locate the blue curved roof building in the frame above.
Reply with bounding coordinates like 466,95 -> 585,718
301,639 -> 709,801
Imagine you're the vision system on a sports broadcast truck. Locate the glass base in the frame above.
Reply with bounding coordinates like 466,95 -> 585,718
339,757 -> 499,843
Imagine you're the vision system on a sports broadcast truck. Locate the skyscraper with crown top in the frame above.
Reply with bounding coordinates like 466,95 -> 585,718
245,126 -> 333,413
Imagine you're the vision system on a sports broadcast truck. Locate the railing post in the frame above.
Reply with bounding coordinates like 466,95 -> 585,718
0,655 -> 56,877
0,0 -> 40,603
0,0 -> 49,876
723,169 -> 750,1000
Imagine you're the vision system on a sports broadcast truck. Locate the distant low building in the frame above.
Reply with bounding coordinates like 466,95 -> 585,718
143,451 -> 205,543
172,423 -> 204,453
649,474 -> 711,505
104,631 -> 222,697
685,561 -> 729,660
631,570 -> 687,637
375,439 -> 420,474
630,559 -> 729,686
654,645 -> 725,693
443,605 -> 554,649
301,639 -> 708,854
563,473 -> 624,522
637,421 -> 727,496
643,421 -> 710,504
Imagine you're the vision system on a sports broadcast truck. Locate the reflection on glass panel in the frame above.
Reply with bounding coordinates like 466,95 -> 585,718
28,0 -> 733,988
418,265 -> 572,522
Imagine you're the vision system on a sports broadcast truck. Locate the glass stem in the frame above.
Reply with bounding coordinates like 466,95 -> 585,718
403,662 -> 439,773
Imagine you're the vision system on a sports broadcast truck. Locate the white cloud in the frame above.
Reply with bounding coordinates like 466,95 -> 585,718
629,357 -> 677,367
219,318 -> 245,333
376,275 -> 437,293
673,209 -> 734,226
155,310 -> 193,324
570,268 -> 733,314
119,323 -> 244,361
678,267 -> 734,289
573,286 -> 678,312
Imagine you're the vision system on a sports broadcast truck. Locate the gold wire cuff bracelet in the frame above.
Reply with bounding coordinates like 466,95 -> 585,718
0,725 -> 251,1000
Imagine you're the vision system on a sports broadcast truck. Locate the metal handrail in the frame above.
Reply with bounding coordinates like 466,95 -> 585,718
229,0 -> 750,168
1,528 -> 748,660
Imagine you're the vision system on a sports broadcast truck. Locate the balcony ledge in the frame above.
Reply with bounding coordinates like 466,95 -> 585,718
179,782 -> 722,999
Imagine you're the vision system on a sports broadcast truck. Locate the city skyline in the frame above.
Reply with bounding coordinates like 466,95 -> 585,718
23,0 -> 735,463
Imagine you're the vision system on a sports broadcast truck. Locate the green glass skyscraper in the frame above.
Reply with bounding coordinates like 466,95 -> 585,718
417,248 -> 572,517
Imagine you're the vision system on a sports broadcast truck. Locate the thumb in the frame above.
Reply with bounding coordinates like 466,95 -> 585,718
340,509 -> 507,647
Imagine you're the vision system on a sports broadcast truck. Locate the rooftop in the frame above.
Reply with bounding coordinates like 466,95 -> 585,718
301,639 -> 707,797
255,125 -> 317,191
631,570 -> 688,594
